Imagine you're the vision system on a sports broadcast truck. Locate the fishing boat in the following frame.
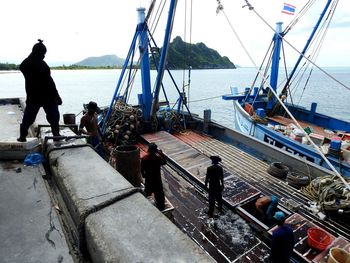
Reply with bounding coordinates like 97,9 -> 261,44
2,1 -> 350,262
96,1 -> 350,262
222,0 -> 350,177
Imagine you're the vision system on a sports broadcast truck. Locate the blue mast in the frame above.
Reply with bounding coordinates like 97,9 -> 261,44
101,30 -> 138,133
137,7 -> 152,121
102,0 -> 178,132
267,22 -> 283,110
150,0 -> 178,118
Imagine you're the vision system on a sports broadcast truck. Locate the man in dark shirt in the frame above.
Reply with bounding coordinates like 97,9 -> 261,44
141,143 -> 167,211
270,211 -> 295,263
18,39 -> 62,142
205,155 -> 224,217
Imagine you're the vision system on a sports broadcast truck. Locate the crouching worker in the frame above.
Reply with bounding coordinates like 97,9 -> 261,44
141,143 -> 167,211
270,211 -> 295,263
255,195 -> 279,222
79,101 -> 104,157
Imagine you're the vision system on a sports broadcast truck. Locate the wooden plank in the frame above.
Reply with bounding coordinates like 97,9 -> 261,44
174,131 -> 350,242
141,131 -> 260,208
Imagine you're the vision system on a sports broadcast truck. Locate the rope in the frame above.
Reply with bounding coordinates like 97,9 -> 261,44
301,175 -> 350,213
188,95 -> 223,103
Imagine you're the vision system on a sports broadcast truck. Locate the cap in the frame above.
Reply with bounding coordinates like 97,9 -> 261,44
210,155 -> 221,164
87,101 -> 98,112
32,39 -> 47,55
148,143 -> 158,152
273,211 -> 286,221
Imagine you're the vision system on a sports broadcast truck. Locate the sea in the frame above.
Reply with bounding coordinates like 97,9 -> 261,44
1,67 -> 350,129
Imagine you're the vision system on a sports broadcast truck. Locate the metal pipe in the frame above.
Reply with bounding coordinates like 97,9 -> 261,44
150,0 -> 178,118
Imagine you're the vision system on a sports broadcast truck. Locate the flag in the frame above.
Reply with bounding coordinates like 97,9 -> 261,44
281,3 -> 296,15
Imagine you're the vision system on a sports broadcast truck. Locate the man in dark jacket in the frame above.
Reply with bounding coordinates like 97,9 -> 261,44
17,39 -> 62,142
205,155 -> 224,217
270,211 -> 295,263
141,143 -> 167,211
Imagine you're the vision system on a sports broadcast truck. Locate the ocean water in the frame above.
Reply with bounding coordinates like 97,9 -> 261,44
1,67 -> 350,128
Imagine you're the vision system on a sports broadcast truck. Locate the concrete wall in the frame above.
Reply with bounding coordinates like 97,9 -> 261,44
48,144 -> 214,262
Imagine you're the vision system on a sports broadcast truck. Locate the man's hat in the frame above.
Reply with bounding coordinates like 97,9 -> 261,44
87,101 -> 98,112
210,155 -> 221,164
273,211 -> 286,221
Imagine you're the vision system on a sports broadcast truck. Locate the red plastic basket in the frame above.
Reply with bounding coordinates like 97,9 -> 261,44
307,228 -> 332,251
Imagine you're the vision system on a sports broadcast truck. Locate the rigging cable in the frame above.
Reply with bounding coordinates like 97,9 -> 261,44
284,0 -> 315,34
188,0 -> 193,109
242,0 -> 350,92
282,0 -> 337,102
295,0 -> 338,105
216,0 -> 350,190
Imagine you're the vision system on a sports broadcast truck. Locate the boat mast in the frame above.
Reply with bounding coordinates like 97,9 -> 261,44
137,7 -> 152,121
150,0 -> 178,119
267,22 -> 283,110
281,0 -> 333,97
101,30 -> 139,133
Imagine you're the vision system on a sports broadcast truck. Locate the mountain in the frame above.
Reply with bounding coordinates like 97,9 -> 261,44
151,36 -> 236,69
75,55 -> 125,67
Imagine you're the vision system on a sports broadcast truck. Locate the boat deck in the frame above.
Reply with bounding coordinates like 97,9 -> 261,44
268,115 -> 334,138
141,130 -> 350,262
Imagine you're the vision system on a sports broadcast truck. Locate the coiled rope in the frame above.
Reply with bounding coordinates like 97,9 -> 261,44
301,175 -> 350,213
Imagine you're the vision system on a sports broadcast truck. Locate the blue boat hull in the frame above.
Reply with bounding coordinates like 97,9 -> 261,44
233,100 -> 350,177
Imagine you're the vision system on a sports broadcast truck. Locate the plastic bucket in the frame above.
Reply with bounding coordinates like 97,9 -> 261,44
63,113 -> 76,125
330,140 -> 342,151
328,247 -> 350,263
115,145 -> 141,187
256,108 -> 265,118
307,228 -> 332,251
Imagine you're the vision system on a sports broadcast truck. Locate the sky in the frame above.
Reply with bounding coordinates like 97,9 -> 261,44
1,0 -> 350,67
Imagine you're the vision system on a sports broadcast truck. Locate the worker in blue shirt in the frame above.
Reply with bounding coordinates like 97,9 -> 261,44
255,195 -> 279,222
270,211 -> 295,263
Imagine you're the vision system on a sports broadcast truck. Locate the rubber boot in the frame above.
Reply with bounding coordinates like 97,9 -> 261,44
17,124 -> 27,142
51,124 -> 62,141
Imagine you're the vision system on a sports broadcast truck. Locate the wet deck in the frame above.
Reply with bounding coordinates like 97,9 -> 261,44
141,130 -> 350,262
138,142 -> 271,262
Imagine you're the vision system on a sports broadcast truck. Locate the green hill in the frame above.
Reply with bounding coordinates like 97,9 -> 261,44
151,36 -> 236,69
75,55 -> 125,67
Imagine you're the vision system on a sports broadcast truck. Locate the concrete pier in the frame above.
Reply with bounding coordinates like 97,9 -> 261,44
0,98 -> 214,262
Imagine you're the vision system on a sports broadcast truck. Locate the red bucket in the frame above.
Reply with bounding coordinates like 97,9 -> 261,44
307,228 -> 332,251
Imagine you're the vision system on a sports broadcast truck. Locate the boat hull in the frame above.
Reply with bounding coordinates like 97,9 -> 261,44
233,101 -> 350,177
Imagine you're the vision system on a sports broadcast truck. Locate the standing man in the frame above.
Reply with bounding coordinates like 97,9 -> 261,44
205,155 -> 224,217
270,211 -> 295,263
141,143 -> 167,211
17,39 -> 62,142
